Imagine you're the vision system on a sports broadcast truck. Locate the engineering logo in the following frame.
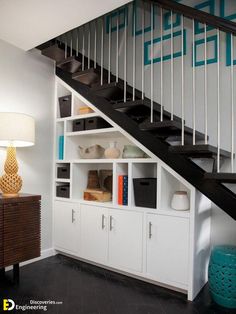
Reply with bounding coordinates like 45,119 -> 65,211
3,299 -> 15,311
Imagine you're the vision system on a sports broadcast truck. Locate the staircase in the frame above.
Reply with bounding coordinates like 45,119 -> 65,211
38,0 -> 236,220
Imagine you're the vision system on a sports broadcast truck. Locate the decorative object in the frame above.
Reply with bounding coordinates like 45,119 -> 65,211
133,178 -> 157,208
72,119 -> 85,132
99,169 -> 113,193
171,191 -> 189,211
59,95 -> 71,118
0,113 -> 35,197
87,170 -> 100,190
84,189 -> 112,202
85,117 -> 111,130
79,145 -> 105,159
104,141 -> 120,159
122,145 -> 147,159
208,245 -> 236,309
78,106 -> 94,115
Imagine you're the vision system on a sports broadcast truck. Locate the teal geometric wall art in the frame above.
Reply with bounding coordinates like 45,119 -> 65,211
144,30 -> 186,65
194,35 -> 218,66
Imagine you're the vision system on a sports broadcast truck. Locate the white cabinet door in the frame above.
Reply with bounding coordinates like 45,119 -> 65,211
147,214 -> 189,286
108,209 -> 143,273
80,204 -> 108,264
54,201 -> 79,254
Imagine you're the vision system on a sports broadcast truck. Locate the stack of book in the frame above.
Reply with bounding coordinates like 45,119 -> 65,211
118,175 -> 128,206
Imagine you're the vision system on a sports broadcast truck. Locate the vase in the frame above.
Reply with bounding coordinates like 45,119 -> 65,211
122,145 -> 147,158
104,141 -> 120,159
171,191 -> 189,211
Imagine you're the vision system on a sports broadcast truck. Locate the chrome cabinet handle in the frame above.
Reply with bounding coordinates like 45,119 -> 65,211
148,222 -> 152,239
109,216 -> 113,231
72,209 -> 75,223
102,214 -> 105,229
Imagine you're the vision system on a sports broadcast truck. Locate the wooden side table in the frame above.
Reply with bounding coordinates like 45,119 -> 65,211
0,194 -> 41,283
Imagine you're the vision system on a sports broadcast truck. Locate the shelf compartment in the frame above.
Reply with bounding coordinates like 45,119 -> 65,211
65,132 -> 131,160
56,182 -> 70,199
56,122 -> 65,161
73,94 -> 95,116
131,163 -> 158,208
160,167 -> 191,213
72,163 -> 113,201
115,163 -> 129,207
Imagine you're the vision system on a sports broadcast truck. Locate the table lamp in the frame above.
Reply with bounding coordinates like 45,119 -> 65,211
0,112 -> 35,197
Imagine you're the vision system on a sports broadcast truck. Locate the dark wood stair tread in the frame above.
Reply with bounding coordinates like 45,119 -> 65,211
204,172 -> 236,183
169,144 -> 231,159
91,81 -> 131,102
139,120 -> 205,141
57,56 -> 81,74
72,68 -> 100,86
42,44 -> 66,62
113,99 -> 145,110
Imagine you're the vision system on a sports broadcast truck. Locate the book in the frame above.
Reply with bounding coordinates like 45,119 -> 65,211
118,175 -> 123,205
59,135 -> 64,160
123,175 -> 128,205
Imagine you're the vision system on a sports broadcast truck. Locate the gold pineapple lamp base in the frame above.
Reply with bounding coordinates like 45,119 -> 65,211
0,147 -> 22,197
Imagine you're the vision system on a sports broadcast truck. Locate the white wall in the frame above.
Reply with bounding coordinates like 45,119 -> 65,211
0,39 -> 55,251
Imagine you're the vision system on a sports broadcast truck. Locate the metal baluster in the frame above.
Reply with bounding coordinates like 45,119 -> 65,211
88,24 -> 91,69
70,31 -> 73,57
94,21 -> 97,69
124,6 -> 127,102
76,28 -> 79,57
217,29 -> 220,172
181,15 -> 185,146
108,14 -> 111,83
150,2 -> 154,123
160,7 -> 164,122
82,27 -> 85,71
231,33 -> 234,172
116,12 -> 119,83
171,11 -> 174,121
204,23 -> 208,144
133,3 -> 136,101
101,18 -> 104,85
65,33 -> 68,59
192,19 -> 196,145
141,1 -> 145,100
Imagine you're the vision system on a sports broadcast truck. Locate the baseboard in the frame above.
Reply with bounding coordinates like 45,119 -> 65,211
5,248 -> 56,271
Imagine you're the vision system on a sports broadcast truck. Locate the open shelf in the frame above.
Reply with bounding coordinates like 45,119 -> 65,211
131,163 -> 158,209
65,132 -> 131,160
72,94 -> 95,116
159,167 -> 191,213
71,163 -> 113,202
66,127 -> 117,137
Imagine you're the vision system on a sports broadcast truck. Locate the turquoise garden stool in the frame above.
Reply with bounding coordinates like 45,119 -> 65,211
208,245 -> 236,309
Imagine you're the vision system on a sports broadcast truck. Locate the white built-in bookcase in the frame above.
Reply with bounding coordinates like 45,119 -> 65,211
53,77 -> 212,301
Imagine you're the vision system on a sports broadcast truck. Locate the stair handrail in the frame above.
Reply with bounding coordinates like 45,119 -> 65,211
148,0 -> 236,35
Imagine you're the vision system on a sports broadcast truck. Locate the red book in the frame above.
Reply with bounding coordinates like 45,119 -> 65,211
118,175 -> 123,205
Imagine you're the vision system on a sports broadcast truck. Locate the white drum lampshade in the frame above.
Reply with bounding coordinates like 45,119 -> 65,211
0,112 -> 35,197
0,112 -> 35,147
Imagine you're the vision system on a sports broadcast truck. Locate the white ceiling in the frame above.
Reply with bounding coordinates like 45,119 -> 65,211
0,0 -> 130,51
